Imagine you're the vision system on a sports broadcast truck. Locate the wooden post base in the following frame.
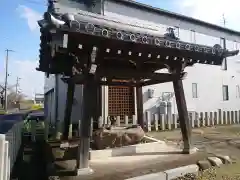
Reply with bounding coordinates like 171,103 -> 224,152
76,137 -> 91,169
182,147 -> 198,154
75,167 -> 94,176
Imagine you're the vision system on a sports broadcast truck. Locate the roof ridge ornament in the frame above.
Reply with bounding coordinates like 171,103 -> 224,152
223,49 -> 239,58
164,27 -> 179,41
213,44 -> 239,58
41,12 -> 65,28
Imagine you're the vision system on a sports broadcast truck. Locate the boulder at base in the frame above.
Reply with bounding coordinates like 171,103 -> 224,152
92,125 -> 145,150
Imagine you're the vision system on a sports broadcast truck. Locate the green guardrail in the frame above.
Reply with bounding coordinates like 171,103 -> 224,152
0,110 -> 6,115
30,104 -> 44,111
22,120 -> 45,134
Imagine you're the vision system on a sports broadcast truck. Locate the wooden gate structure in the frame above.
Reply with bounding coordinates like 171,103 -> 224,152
108,85 -> 135,121
37,1 -> 238,174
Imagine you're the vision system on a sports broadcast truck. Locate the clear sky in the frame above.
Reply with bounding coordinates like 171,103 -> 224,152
0,0 -> 239,98
0,0 -> 46,98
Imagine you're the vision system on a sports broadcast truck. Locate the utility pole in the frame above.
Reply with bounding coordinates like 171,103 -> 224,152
4,49 -> 14,111
223,14 -> 226,27
15,77 -> 20,101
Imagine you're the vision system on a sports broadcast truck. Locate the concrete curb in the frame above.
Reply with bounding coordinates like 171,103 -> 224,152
125,155 -> 232,180
207,157 -> 223,167
216,155 -> 232,164
90,141 -> 179,160
165,165 -> 199,180
125,165 -> 199,180
60,141 -> 171,160
196,160 -> 212,170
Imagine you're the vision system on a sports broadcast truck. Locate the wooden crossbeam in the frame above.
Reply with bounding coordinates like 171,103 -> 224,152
62,73 -> 177,86
141,79 -> 174,86
97,68 -> 174,80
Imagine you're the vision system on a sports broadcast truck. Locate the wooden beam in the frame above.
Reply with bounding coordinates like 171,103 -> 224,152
173,78 -> 192,154
62,75 -> 85,83
62,82 -> 75,140
63,77 -> 138,86
98,68 -> 173,80
93,85 -> 102,130
136,85 -> 144,128
63,75 -> 176,86
76,75 -> 97,170
141,79 -> 174,86
100,81 -> 139,86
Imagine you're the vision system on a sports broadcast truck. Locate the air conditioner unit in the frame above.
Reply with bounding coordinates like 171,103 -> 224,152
148,89 -> 154,98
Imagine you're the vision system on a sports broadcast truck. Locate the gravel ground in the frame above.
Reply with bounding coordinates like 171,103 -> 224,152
197,162 -> 240,180
50,125 -> 240,180
171,162 -> 240,180
149,125 -> 240,180
16,125 -> 239,180
174,163 -> 240,180
57,152 -> 210,180
148,125 -> 240,158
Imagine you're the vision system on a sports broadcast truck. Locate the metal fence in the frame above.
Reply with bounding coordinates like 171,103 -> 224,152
98,109 -> 240,131
0,121 -> 23,180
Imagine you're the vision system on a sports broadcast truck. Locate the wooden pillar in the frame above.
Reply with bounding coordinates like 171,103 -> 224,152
76,75 -> 96,173
62,82 -> 75,140
54,74 -> 59,126
136,85 -> 144,128
101,78 -> 108,123
173,78 -> 192,153
93,85 -> 101,130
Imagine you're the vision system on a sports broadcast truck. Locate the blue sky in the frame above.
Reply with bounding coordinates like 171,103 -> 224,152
136,0 -> 177,11
0,0 -> 44,60
0,0 -> 238,98
0,0 -> 46,98
0,0 -> 177,69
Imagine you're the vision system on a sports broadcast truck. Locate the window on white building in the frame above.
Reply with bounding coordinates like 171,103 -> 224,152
236,85 -> 240,98
190,30 -> 196,43
192,83 -> 198,98
223,85 -> 229,101
221,58 -> 227,70
220,37 -> 226,48
174,26 -> 179,37
234,41 -> 239,50
220,37 -> 227,70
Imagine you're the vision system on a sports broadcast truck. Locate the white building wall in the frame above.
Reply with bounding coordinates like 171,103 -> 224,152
142,28 -> 240,114
56,75 -> 84,124
44,90 -> 55,124
44,74 -> 56,123
104,1 -> 240,41
104,1 -> 240,114
44,74 -> 84,124
44,74 -> 55,93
